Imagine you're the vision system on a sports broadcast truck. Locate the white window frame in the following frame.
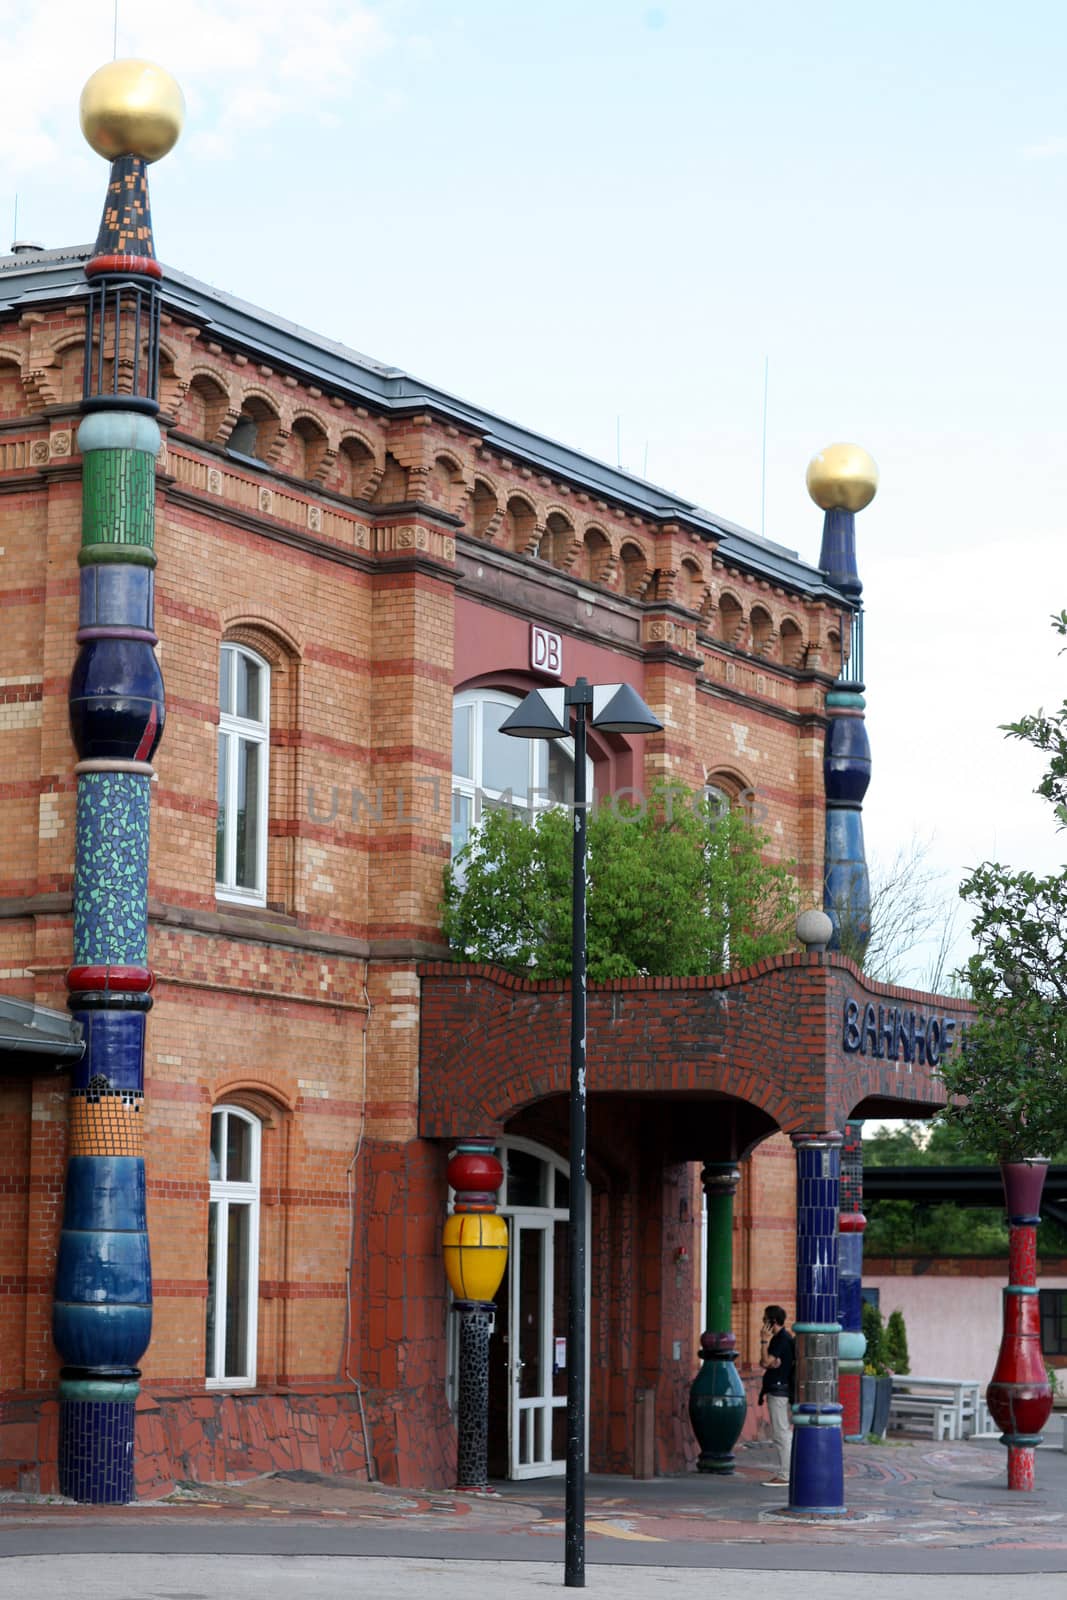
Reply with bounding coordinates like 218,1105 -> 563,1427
206,1105 -> 261,1389
216,642 -> 270,906
451,689 -> 590,858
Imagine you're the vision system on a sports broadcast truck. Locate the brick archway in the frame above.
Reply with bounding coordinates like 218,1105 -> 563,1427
419,955 -> 975,1142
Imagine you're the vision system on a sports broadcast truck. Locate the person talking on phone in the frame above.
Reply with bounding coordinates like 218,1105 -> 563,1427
757,1304 -> 795,1486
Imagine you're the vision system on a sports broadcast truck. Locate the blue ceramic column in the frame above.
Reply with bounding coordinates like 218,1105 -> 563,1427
838,1121 -> 867,1440
805,444 -> 879,957
53,60 -> 183,1504
790,1130 -> 845,1514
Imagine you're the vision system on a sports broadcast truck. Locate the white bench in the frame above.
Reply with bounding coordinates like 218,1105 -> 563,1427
887,1395 -> 956,1440
890,1377 -> 981,1440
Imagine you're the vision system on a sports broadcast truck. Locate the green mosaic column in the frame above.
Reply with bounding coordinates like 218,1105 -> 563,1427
688,1164 -> 746,1473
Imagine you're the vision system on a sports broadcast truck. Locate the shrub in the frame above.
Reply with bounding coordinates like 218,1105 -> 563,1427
884,1308 -> 910,1376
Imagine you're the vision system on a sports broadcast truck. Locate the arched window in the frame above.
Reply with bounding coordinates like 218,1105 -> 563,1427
216,643 -> 270,904
207,1105 -> 261,1386
451,689 -> 588,857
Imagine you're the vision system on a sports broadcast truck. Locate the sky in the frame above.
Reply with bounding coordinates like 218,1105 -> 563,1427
3,0 -> 1066,985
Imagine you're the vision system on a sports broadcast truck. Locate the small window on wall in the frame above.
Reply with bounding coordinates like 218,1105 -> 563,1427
451,690 -> 589,857
217,643 -> 269,904
206,1106 -> 261,1386
1040,1288 -> 1067,1356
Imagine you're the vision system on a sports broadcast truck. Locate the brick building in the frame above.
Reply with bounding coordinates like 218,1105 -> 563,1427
0,233 -> 970,1498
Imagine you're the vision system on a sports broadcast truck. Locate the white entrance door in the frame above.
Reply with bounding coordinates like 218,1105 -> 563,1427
508,1211 -> 567,1478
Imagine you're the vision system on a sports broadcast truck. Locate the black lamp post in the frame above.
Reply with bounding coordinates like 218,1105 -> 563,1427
501,677 -> 661,1588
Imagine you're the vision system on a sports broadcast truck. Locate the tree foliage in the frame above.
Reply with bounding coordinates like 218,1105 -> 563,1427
861,1119 -> 1067,1258
883,1309 -> 910,1376
939,612 -> 1067,1163
862,1301 -> 888,1376
442,786 -> 798,982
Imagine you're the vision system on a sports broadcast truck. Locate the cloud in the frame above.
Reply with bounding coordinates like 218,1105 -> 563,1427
0,0 -> 390,169
1022,136 -> 1067,160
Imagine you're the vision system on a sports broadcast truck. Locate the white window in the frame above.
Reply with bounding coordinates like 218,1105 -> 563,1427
216,643 -> 269,904
206,1106 -> 261,1387
451,689 -> 588,856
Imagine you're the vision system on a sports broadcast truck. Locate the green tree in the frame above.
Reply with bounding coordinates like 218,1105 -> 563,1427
442,786 -> 798,981
861,1119 -> 1067,1257
883,1309 -> 910,1376
862,1300 -> 887,1375
940,612 -> 1067,1164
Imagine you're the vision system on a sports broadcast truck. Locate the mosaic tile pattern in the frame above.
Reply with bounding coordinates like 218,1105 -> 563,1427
72,772 -> 150,965
81,450 -> 156,550
68,1090 -> 144,1158
95,156 -> 156,258
58,1395 -> 135,1504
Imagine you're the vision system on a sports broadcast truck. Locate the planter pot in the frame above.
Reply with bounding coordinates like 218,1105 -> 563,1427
1000,1158 -> 1049,1221
859,1374 -> 876,1437
871,1374 -> 893,1439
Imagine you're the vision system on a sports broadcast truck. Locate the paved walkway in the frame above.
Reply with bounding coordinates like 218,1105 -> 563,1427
1,1432 -> 1065,1578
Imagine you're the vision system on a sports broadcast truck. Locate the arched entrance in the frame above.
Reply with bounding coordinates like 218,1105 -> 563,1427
470,1137 -> 590,1479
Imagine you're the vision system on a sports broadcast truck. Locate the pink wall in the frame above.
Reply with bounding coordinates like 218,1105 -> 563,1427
866,1270 -> 1067,1385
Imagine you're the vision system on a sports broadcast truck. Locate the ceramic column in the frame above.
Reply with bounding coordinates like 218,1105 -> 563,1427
987,1159 -> 1053,1490
688,1163 -> 746,1473
838,1121 -> 866,1440
442,1141 -> 508,1491
53,63 -> 182,1504
806,445 -> 878,957
790,1131 -> 845,1514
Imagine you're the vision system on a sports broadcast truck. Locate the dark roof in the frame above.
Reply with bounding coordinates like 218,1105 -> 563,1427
864,1165 -> 1067,1230
0,246 -> 844,602
0,995 -> 84,1068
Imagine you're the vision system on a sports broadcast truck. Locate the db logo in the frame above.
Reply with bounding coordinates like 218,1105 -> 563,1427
530,625 -> 563,678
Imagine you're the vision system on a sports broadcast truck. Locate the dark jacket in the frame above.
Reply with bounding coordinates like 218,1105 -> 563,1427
759,1328 -> 795,1401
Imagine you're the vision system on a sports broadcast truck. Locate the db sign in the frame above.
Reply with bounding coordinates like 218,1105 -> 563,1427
530,625 -> 563,678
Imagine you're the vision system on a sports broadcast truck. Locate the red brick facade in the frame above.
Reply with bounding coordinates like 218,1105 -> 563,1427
0,259 -> 966,1494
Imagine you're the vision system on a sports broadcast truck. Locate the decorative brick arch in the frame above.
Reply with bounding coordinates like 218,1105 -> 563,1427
419,956 -> 975,1147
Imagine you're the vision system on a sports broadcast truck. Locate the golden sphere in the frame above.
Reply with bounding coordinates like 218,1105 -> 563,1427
80,59 -> 185,163
806,442 -> 879,513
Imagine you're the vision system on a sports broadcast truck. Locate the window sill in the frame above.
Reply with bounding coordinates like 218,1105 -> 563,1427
216,889 -> 268,910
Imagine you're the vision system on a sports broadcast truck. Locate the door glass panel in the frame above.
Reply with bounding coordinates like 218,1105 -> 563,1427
552,1220 -> 568,1401
224,1201 -> 251,1377
553,1168 -> 570,1209
507,1148 -> 545,1208
517,1227 -> 544,1400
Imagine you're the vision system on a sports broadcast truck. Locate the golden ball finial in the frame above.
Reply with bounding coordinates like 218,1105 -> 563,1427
80,59 -> 185,163
806,442 -> 879,513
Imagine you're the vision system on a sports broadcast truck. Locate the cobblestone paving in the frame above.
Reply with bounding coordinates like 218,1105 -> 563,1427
2,1436 -> 1065,1557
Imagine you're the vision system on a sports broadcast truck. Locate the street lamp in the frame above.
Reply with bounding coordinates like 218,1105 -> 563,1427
501,677 -> 661,1588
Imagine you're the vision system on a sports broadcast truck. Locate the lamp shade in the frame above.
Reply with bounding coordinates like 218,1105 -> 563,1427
499,686 -> 568,739
442,1211 -> 509,1303
591,682 -> 662,734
